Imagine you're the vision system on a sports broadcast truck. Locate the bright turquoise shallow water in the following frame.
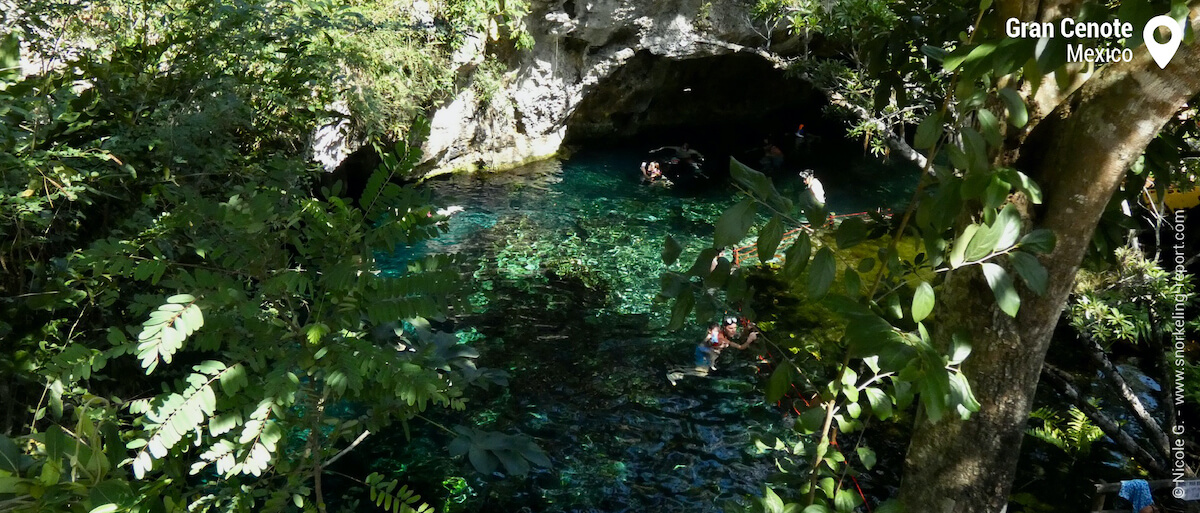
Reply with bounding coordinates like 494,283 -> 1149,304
364,147 -> 919,512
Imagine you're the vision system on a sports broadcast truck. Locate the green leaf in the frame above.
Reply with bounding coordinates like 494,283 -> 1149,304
763,486 -> 785,513
766,365 -> 792,403
863,387 -> 893,420
1009,251 -> 1048,295
802,506 -> 834,513
980,262 -> 1020,317
731,158 -> 791,212
0,434 -> 20,472
843,269 -> 861,299
784,233 -> 812,280
1019,229 -> 1056,254
799,407 -> 826,434
914,113 -> 942,149
993,203 -> 1022,249
834,487 -> 863,513
949,332 -> 972,365
662,235 -> 683,265
949,371 -> 982,415
89,505 -> 119,513
835,217 -> 869,249
998,88 -> 1028,128
949,224 -> 980,268
983,174 -> 1012,209
856,446 -> 877,470
758,216 -> 785,262
167,294 -> 195,304
686,248 -> 720,278
976,108 -> 1001,148
667,290 -> 696,331
807,247 -> 837,300
911,281 -> 934,322
714,199 -> 757,248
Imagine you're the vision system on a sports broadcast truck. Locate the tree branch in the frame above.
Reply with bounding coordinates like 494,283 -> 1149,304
1041,364 -> 1167,475
1085,339 -> 1173,461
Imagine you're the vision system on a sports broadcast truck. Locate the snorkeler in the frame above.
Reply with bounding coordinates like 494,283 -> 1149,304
640,160 -> 663,183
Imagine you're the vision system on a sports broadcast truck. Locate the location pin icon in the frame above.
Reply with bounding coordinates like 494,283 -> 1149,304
1144,15 -> 1185,69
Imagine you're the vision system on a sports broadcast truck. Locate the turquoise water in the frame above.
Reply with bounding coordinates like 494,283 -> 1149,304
361,147 -> 920,512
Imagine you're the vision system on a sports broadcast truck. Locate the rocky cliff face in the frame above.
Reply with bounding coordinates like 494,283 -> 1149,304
418,0 -> 789,176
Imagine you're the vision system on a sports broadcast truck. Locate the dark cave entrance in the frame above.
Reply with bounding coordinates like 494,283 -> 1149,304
562,50 -> 834,159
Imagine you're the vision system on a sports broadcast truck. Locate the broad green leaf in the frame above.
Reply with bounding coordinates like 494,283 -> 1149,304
89,505 -> 119,513
977,108 -> 1001,147
763,486 -> 785,513
714,199 -> 757,248
949,371 -> 982,415
799,406 -> 826,434
949,224 -> 980,268
726,269 -> 749,302
802,505 -> 834,513
686,248 -> 719,277
167,294 -> 195,304
845,401 -> 862,419
914,113 -> 942,149
807,248 -> 837,300
966,204 -> 1017,262
1008,251 -> 1048,295
856,446 -> 877,470
863,387 -> 893,420
706,258 -> 731,288
834,487 -> 863,513
766,365 -> 792,403
1019,229 -> 1056,253
667,290 -> 696,331
835,217 -> 869,249
843,269 -> 861,299
980,262 -> 1020,317
998,88 -> 1028,128
993,203 -> 1022,249
758,216 -> 785,262
983,175 -> 1011,209
659,272 -> 689,298
912,281 -> 934,322
949,332 -> 972,365
961,127 -> 988,173
662,235 -> 683,265
0,434 -> 19,472
731,157 -> 791,212
784,233 -> 812,280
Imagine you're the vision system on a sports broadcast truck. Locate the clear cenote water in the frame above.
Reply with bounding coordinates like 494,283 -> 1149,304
354,146 -> 920,512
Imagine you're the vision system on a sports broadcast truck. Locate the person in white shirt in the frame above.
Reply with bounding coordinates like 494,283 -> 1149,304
801,169 -> 825,205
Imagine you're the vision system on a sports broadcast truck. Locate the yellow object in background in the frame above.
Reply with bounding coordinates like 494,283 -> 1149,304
1144,186 -> 1200,210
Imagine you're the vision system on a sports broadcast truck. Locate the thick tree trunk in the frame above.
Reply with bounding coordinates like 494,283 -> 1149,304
899,19 -> 1200,513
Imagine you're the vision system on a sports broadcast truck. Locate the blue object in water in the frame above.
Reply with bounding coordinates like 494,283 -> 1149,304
1119,479 -> 1153,512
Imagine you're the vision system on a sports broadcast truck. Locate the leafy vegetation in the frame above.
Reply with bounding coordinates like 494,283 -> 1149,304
0,0 -> 548,511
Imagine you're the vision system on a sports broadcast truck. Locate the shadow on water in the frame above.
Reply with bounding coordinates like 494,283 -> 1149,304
354,145 -> 921,512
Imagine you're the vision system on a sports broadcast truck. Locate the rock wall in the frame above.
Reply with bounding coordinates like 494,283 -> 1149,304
418,0 -> 773,176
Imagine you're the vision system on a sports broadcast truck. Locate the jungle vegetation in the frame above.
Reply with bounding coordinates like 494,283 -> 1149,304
0,0 -> 543,512
1,0 -> 1199,512
657,0 -> 1200,511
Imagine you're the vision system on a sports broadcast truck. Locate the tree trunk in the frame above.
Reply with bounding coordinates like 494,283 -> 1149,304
899,19 -> 1200,512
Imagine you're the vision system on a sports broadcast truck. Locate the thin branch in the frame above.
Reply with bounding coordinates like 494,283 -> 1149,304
1041,363 -> 1168,476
